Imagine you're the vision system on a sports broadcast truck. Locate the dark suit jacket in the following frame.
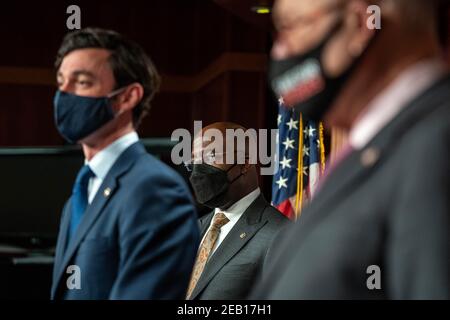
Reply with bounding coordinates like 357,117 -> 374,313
190,194 -> 289,300
252,75 -> 450,299
51,142 -> 200,300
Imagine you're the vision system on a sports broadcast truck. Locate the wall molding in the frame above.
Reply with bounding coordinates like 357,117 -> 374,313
0,52 -> 267,93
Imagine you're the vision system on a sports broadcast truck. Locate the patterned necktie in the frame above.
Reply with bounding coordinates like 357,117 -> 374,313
69,165 -> 95,240
186,212 -> 229,299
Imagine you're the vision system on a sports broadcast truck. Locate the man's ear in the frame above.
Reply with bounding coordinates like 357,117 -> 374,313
113,83 -> 144,113
346,0 -> 377,58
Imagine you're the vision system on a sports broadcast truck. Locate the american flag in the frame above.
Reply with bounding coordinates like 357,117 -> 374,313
272,97 -> 325,220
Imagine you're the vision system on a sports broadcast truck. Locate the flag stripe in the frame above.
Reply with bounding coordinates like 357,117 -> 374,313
272,98 -> 326,219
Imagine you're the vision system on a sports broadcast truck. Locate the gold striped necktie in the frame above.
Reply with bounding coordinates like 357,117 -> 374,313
186,212 -> 229,299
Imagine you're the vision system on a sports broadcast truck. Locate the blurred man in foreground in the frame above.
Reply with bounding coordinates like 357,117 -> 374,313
253,0 -> 449,299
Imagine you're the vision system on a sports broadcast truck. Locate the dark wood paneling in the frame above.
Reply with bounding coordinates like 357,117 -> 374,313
139,92 -> 194,137
228,72 -> 266,129
214,0 -> 274,30
192,75 -> 228,128
0,0 -> 269,146
0,85 -> 63,146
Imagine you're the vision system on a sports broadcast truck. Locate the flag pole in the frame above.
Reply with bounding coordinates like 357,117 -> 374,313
319,122 -> 326,175
295,113 -> 304,220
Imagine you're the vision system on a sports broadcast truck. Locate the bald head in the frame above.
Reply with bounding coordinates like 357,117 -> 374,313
271,0 -> 445,128
272,0 -> 441,60
384,0 -> 439,31
197,122 -> 248,153
193,122 -> 257,166
190,122 -> 260,210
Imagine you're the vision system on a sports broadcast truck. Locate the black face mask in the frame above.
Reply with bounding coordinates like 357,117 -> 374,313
189,163 -> 243,209
269,19 -> 374,121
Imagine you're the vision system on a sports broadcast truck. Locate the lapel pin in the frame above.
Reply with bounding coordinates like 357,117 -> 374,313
240,232 -> 246,239
103,187 -> 112,197
361,147 -> 380,168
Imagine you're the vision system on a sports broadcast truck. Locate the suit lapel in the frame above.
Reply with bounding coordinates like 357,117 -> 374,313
52,142 -> 146,297
199,213 -> 214,236
292,75 -> 450,248
190,194 -> 269,299
58,203 -> 71,255
308,148 -> 374,221
52,202 -> 71,284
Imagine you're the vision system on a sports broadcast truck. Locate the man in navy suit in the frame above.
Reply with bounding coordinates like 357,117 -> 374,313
51,28 -> 199,299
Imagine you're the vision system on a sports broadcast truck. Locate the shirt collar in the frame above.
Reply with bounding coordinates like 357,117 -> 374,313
349,58 -> 446,150
214,187 -> 261,224
86,131 -> 139,180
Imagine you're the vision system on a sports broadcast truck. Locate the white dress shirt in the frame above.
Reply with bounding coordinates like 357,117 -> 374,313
86,131 -> 139,203
349,58 -> 446,150
201,187 -> 261,257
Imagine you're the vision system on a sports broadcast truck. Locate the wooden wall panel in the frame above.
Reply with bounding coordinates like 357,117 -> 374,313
0,0 -> 269,147
0,85 -> 63,146
192,75 -> 228,129
228,72 -> 266,129
140,92 -> 194,138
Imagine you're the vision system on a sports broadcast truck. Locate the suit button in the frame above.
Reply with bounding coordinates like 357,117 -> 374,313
103,187 -> 112,197
360,147 -> 380,167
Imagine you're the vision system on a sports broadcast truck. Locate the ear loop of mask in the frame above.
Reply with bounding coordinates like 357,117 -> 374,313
106,86 -> 129,117
107,86 -> 128,98
227,156 -> 250,184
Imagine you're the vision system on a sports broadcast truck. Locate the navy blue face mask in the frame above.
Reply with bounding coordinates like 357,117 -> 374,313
53,88 -> 124,143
